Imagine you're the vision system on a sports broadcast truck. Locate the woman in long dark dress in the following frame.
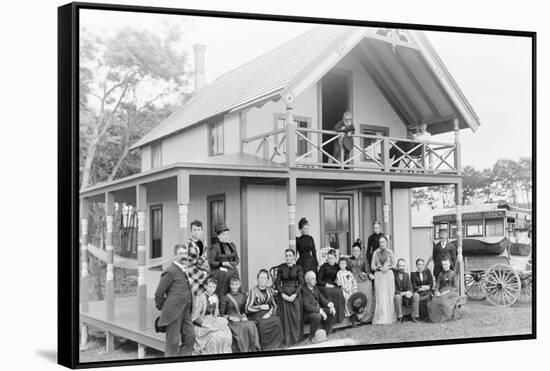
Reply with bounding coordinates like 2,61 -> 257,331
366,221 -> 384,267
429,258 -> 460,323
348,241 -> 375,323
275,249 -> 304,347
208,223 -> 240,298
220,277 -> 261,353
317,249 -> 346,323
296,217 -> 319,274
245,269 -> 284,350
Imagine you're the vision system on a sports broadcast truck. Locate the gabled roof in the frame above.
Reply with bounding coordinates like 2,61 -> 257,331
131,25 -> 480,149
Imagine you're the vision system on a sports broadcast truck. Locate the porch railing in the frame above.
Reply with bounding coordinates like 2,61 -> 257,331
242,122 -> 460,174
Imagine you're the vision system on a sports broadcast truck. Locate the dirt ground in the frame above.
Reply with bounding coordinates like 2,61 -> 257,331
79,299 -> 532,363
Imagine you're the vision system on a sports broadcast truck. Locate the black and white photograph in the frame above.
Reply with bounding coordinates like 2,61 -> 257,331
56,2 -> 536,368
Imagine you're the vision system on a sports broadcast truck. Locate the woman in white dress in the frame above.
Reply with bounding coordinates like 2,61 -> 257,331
370,235 -> 397,324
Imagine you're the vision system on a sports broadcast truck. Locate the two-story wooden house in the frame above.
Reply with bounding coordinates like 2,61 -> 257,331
79,25 -> 480,356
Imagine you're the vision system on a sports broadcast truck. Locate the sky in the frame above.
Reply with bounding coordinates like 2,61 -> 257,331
81,10 -> 533,170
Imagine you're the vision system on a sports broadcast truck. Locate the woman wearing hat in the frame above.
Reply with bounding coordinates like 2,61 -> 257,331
296,217 -> 319,274
208,223 -> 240,298
371,235 -> 397,324
274,249 -> 304,347
348,240 -> 375,323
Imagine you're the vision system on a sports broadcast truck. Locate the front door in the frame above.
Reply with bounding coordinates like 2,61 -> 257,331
321,71 -> 351,163
321,194 -> 353,256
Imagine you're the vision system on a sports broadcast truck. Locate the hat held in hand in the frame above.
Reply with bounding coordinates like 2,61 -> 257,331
312,329 -> 327,344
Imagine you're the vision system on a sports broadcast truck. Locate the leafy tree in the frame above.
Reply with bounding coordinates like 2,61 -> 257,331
79,25 -> 191,189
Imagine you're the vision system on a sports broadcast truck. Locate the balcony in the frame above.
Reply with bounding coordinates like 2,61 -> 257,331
242,122 -> 461,175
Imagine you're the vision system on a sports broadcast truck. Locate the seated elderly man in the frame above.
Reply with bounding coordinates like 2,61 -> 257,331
301,270 -> 336,343
394,258 -> 420,323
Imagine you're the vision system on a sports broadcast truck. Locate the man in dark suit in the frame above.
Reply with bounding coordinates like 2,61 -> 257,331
332,111 -> 356,166
410,258 -> 434,320
432,230 -> 457,280
394,258 -> 420,323
154,244 -> 196,357
302,270 -> 336,342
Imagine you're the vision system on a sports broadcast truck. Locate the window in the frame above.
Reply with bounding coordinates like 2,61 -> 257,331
360,125 -> 388,162
207,194 -> 225,244
275,114 -> 311,157
486,219 -> 504,237
321,195 -> 352,255
151,142 -> 162,169
150,205 -> 163,259
208,120 -> 224,156
465,219 -> 484,237
435,223 -> 448,239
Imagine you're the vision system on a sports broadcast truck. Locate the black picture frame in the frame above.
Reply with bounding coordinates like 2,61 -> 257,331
58,2 -> 537,368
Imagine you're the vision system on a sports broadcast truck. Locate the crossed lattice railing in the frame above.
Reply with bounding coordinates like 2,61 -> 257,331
387,138 -> 457,173
242,125 -> 458,174
241,128 -> 288,163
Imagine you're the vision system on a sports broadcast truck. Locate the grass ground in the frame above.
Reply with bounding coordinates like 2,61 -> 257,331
79,299 -> 532,362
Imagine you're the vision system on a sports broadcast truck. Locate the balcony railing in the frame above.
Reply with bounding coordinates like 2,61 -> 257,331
242,122 -> 460,175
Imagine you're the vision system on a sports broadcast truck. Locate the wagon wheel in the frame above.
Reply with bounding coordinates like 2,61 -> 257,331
518,271 -> 532,303
484,264 -> 521,306
464,271 -> 487,300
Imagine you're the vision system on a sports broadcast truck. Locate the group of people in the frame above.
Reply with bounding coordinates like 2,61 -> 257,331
330,110 -> 432,169
154,217 -> 461,358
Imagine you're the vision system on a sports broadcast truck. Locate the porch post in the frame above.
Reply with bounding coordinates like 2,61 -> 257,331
454,181 -> 465,297
136,184 -> 148,330
381,181 -> 392,248
80,197 -> 89,313
80,197 -> 89,347
177,171 -> 190,244
287,175 -> 297,251
105,192 -> 115,322
285,105 -> 296,168
381,137 -> 390,172
454,118 -> 462,176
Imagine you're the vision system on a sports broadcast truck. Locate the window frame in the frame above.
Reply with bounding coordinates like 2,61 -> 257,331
150,204 -> 163,259
359,124 -> 389,162
465,219 -> 484,237
151,141 -> 162,169
320,193 -> 354,256
485,218 -> 505,237
208,119 -> 224,156
207,194 -> 226,245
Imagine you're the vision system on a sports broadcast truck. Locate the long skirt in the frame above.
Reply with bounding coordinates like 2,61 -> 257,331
429,292 -> 459,323
193,316 -> 233,355
277,295 -> 303,347
372,270 -> 396,325
318,286 -> 346,323
248,310 -> 284,350
210,267 -> 239,298
418,292 -> 432,320
356,278 -> 375,323
227,320 -> 261,353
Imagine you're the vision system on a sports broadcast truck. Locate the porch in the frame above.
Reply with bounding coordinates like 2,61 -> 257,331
79,163 -> 466,357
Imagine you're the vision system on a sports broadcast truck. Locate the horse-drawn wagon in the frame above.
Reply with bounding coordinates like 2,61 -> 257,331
432,202 -> 532,307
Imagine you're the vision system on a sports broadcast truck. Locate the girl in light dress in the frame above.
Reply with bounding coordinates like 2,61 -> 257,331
336,256 -> 357,317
